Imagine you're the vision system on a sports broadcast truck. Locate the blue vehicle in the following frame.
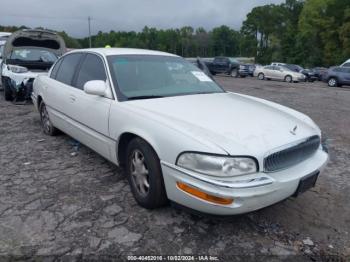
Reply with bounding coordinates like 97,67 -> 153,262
323,67 -> 350,87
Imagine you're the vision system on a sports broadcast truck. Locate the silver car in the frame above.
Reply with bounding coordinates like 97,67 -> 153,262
256,65 -> 305,82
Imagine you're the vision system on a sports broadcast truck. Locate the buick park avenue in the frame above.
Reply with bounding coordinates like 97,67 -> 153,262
32,48 -> 328,215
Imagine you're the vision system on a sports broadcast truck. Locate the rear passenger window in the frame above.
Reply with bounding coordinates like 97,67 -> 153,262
50,59 -> 63,79
55,53 -> 83,86
75,54 -> 107,89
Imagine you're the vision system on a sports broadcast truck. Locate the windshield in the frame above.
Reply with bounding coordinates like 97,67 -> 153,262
108,55 -> 224,100
8,48 -> 57,63
229,57 -> 239,63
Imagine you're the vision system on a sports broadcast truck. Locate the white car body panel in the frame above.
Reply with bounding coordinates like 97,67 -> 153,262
256,66 -> 305,82
32,48 -> 328,215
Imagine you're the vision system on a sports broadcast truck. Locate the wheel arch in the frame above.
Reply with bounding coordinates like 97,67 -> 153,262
37,95 -> 43,108
285,74 -> 293,81
117,132 -> 160,167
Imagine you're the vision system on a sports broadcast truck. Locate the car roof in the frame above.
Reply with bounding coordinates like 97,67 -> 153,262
69,48 -> 179,57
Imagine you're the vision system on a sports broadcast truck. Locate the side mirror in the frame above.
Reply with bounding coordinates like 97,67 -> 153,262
84,80 -> 109,97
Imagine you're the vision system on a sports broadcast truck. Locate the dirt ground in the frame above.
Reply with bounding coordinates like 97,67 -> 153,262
0,77 -> 349,261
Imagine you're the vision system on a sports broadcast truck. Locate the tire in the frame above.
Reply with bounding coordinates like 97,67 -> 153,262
3,78 -> 14,101
39,102 -> 59,136
258,73 -> 265,80
231,68 -> 239,78
285,75 -> 293,83
328,77 -> 338,88
126,137 -> 168,209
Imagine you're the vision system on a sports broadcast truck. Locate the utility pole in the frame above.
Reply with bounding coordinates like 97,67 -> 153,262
88,16 -> 92,48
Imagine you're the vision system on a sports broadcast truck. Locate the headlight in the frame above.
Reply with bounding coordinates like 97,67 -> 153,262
239,65 -> 245,69
176,152 -> 258,177
7,65 -> 28,73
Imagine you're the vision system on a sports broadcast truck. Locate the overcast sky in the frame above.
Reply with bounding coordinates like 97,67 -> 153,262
1,0 -> 284,38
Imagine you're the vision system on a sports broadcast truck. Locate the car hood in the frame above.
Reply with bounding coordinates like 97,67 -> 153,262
3,29 -> 66,58
125,92 -> 321,156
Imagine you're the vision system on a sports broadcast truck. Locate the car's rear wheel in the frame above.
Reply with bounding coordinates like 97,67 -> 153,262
328,77 -> 338,87
258,73 -> 265,80
39,102 -> 59,136
126,138 -> 168,209
285,75 -> 293,83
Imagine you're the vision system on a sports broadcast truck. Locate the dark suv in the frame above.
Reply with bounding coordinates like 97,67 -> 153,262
324,67 -> 350,87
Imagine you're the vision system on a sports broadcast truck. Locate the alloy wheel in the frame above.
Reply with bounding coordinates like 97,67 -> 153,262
40,104 -> 52,134
328,78 -> 336,87
130,149 -> 150,197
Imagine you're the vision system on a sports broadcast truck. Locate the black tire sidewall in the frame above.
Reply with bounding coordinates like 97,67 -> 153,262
126,138 -> 168,209
39,102 -> 58,136
4,79 -> 13,101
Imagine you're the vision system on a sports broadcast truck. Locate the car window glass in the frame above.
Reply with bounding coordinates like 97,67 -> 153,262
265,66 -> 273,70
56,53 -> 83,86
50,59 -> 63,79
342,63 -> 350,67
75,54 -> 107,89
108,55 -> 223,100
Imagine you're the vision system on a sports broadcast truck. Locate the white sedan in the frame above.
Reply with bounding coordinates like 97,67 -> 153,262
32,48 -> 328,215
255,65 -> 306,82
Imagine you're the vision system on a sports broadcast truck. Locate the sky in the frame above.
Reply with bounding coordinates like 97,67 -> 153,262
0,0 -> 285,38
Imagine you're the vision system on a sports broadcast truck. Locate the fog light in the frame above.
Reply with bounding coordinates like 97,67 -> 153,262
176,182 -> 233,205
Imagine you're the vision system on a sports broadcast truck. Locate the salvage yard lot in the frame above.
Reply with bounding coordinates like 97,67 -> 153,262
0,77 -> 349,260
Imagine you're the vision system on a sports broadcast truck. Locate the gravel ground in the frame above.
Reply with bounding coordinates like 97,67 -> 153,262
0,77 -> 349,261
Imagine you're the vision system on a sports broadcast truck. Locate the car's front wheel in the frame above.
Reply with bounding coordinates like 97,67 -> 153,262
39,102 -> 59,136
3,78 -> 14,101
285,75 -> 293,83
126,138 -> 168,209
258,73 -> 265,80
328,77 -> 338,87
231,68 -> 239,78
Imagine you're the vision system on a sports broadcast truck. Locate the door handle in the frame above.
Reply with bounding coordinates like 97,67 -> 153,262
69,95 -> 76,102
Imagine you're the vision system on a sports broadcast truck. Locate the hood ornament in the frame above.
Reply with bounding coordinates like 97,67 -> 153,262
290,125 -> 298,135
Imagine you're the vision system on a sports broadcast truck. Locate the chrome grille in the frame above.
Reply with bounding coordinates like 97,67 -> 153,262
264,136 -> 321,172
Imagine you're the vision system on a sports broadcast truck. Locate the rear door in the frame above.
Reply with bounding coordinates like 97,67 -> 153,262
264,66 -> 274,78
213,58 -> 226,73
44,52 -> 83,128
273,66 -> 284,80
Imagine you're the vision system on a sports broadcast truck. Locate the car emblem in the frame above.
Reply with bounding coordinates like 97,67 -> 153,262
290,125 -> 298,135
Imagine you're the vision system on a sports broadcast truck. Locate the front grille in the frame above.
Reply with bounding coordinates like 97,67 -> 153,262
264,135 -> 321,172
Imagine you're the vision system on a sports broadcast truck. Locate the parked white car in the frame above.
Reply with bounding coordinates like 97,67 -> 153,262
32,48 -> 328,215
256,65 -> 306,82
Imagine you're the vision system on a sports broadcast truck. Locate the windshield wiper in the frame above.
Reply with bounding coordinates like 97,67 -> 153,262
127,95 -> 164,100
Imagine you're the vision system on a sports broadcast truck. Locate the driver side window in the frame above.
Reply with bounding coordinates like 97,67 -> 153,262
75,54 -> 107,90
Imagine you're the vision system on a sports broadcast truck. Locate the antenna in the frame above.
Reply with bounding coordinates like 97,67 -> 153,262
88,16 -> 92,48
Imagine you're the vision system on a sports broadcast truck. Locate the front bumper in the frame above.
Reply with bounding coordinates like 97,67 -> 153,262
161,149 -> 328,215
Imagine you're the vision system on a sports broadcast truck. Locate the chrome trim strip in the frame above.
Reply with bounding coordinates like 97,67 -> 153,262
161,161 -> 274,189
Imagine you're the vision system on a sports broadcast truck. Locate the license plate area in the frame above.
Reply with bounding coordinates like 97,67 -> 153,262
293,171 -> 319,197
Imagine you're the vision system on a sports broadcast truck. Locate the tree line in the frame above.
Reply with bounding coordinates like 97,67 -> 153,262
1,0 -> 350,67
